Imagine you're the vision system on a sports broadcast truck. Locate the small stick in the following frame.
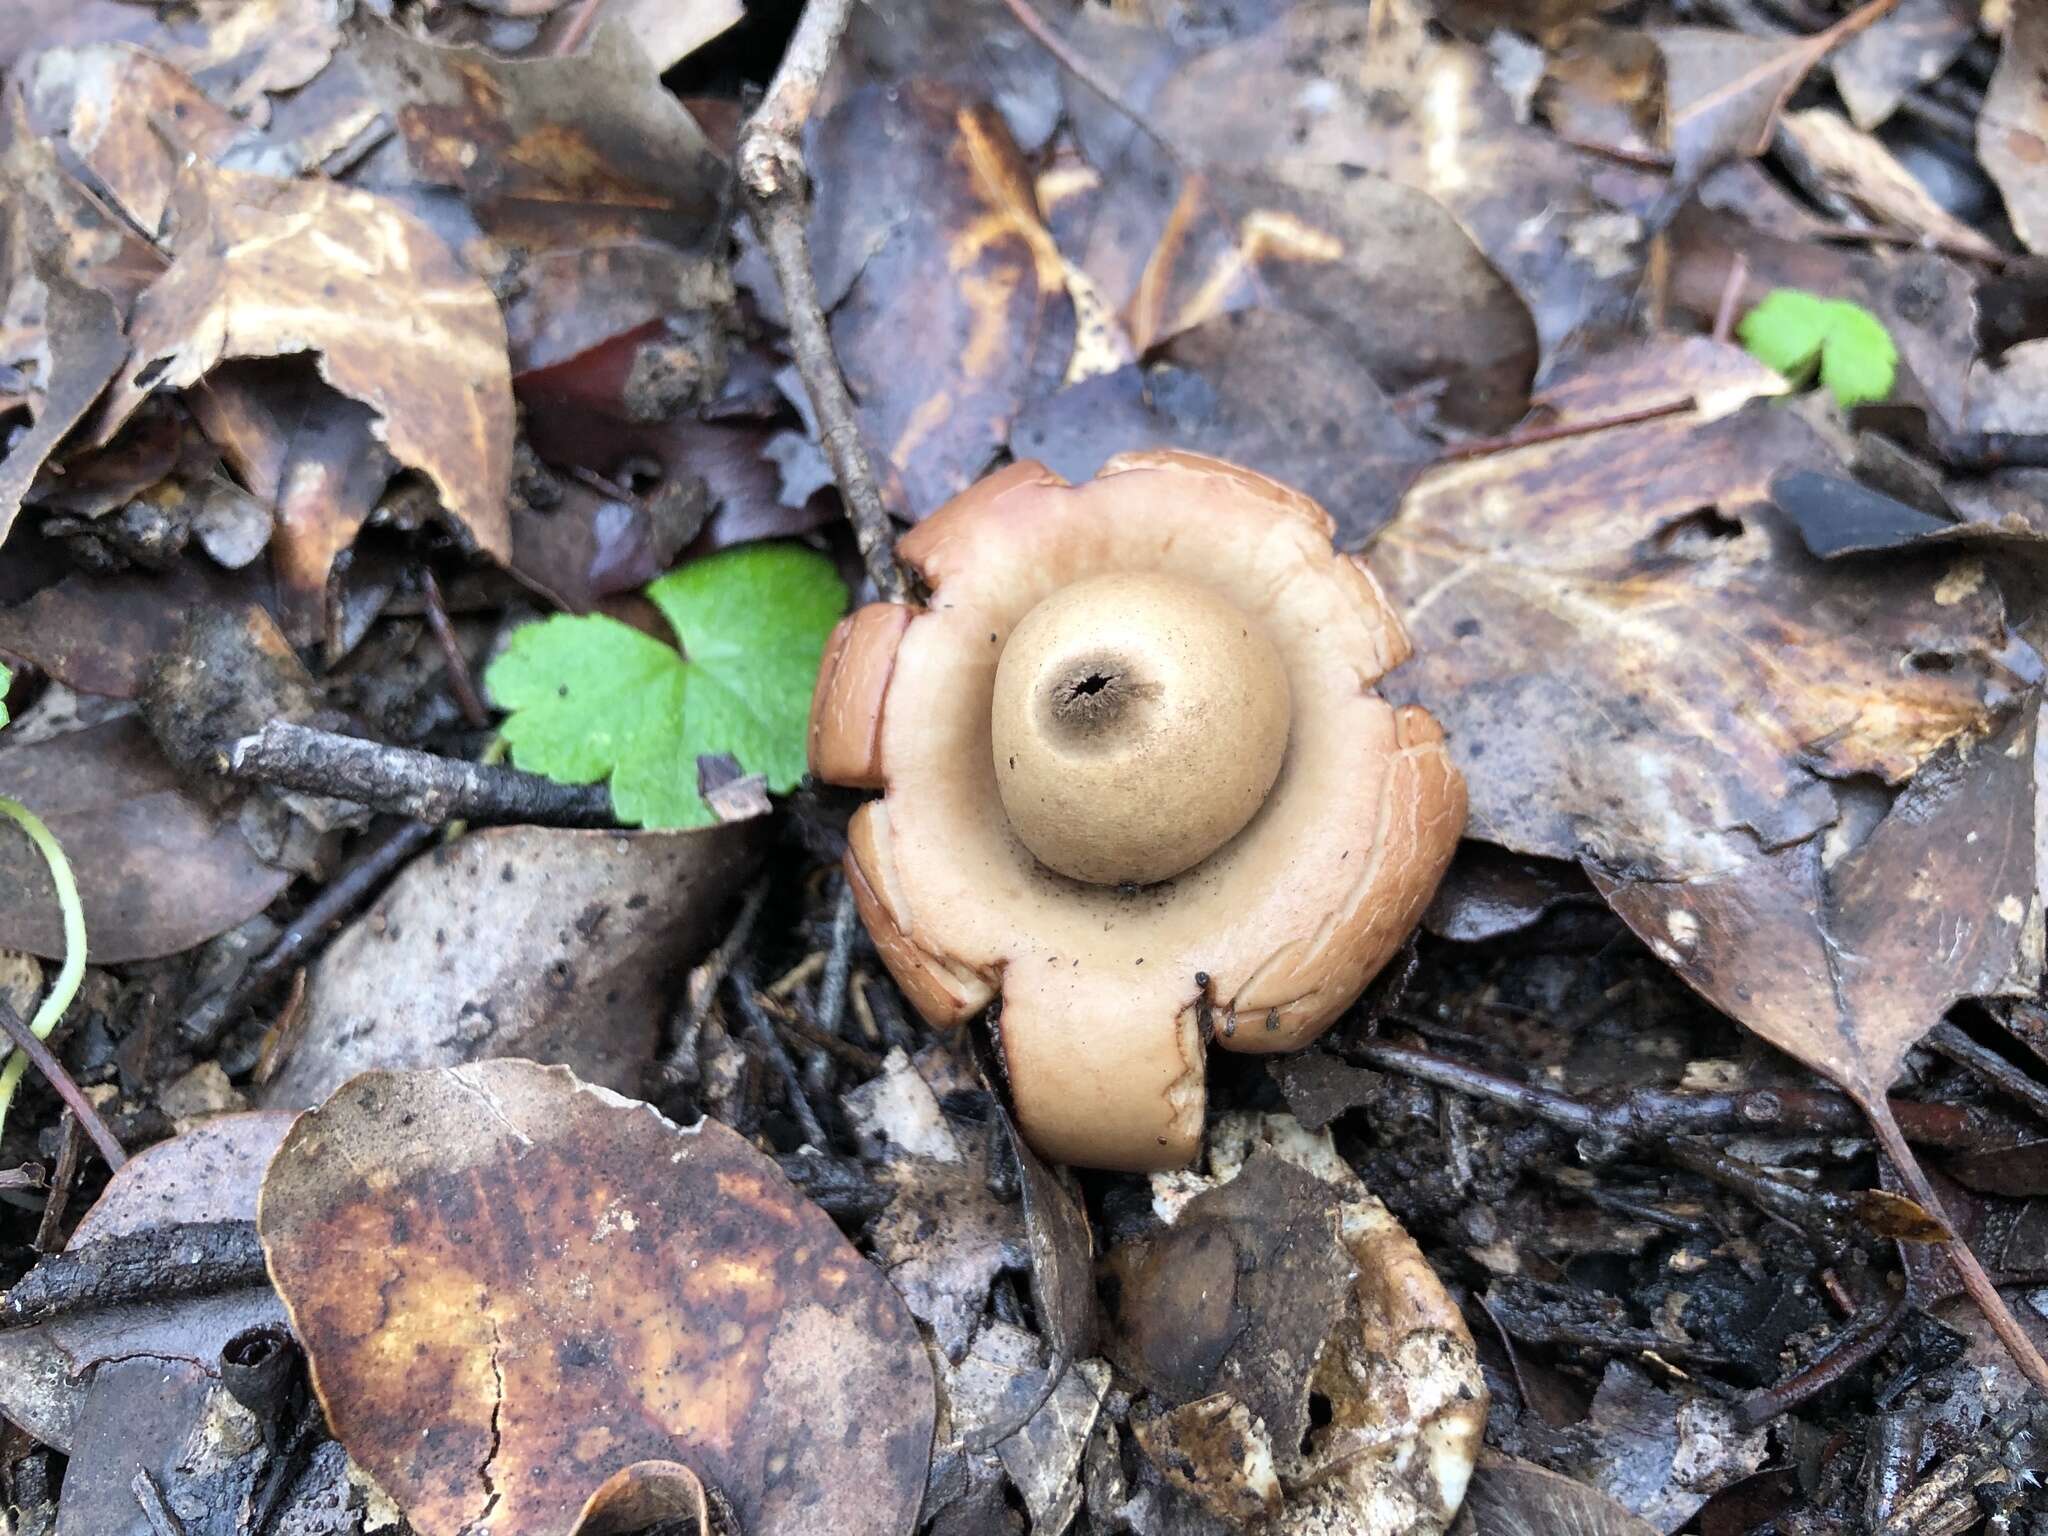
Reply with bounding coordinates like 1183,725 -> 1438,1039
225,722 -> 613,827
1926,1019 -> 2048,1122
996,0 -> 1182,162
728,973 -> 828,1148
553,0 -> 606,55
0,1002 -> 124,1170
420,569 -> 489,729
669,880 -> 769,1074
737,0 -> 908,602
132,1470 -> 189,1536
33,1112 -> 83,1252
1733,1282 -> 1910,1429
1712,253 -> 1749,344
1859,1092 -> 2048,1396
1435,399 -> 1697,463
2,1219 -> 266,1323
182,818 -> 435,1047
816,878 -> 859,1039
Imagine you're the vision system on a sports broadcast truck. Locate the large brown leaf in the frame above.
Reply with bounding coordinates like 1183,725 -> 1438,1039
0,263 -> 125,549
93,159 -> 514,565
1367,347 -> 2020,878
259,1060 -> 935,1536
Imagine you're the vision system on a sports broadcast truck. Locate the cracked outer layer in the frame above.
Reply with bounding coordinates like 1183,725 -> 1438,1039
808,451 -> 1466,1170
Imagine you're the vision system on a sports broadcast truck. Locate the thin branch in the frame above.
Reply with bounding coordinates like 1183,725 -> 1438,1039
420,569 -> 489,729
1435,399 -> 1698,463
996,0 -> 1182,163
737,0 -> 908,602
0,1000 -> 124,1171
225,722 -> 614,827
1859,1091 -> 2048,1397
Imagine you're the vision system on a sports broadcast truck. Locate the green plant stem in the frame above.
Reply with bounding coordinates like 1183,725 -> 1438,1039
0,796 -> 86,1145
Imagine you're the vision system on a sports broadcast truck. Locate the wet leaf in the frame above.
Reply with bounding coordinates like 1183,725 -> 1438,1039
356,22 -> 728,257
94,159 -> 515,566
0,717 -> 288,963
1774,109 -> 1996,259
806,82 -> 1073,520
488,545 -> 846,829
0,262 -> 126,551
258,1059 -> 936,1536
1010,310 -> 1432,547
1454,1451 -> 1660,1536
1979,1 -> 2048,254
0,1112 -> 293,1453
1367,354 -> 2016,878
0,562 -> 276,701
1656,26 -> 1827,187
1591,699 -> 2043,1112
258,822 -> 755,1110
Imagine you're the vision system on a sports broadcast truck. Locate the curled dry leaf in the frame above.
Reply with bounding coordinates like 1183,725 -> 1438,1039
0,262 -> 126,550
806,81 -> 1073,520
259,823 -> 755,1109
1452,1450 -> 1660,1536
1829,0 -> 1976,131
1979,2 -> 2048,255
258,1060 -> 936,1536
0,716 -> 289,962
1368,347 -> 2020,878
93,158 -> 514,565
0,1111 -> 293,1453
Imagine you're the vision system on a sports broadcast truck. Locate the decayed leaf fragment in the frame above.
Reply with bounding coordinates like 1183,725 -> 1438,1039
1126,1114 -> 1487,1535
94,158 -> 514,565
258,1060 -> 935,1536
1978,0 -> 2048,254
0,262 -> 126,549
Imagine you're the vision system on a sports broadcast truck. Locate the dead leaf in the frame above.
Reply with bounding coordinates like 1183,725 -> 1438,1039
840,0 -> 1069,153
1127,167 -> 1538,432
258,1059 -> 936,1536
1978,0 -> 2048,254
1591,699 -> 2043,1113
23,43 -> 246,237
258,823 -> 754,1109
156,0 -> 346,114
0,716 -> 289,962
93,158 -> 514,565
945,1322 -> 1111,1535
0,562 -> 279,699
1539,22 -> 1665,159
1655,26 -> 1826,187
269,393 -> 396,645
806,81 -> 1073,519
0,1112 -> 293,1453
356,21 -> 728,257
1830,0 -> 1976,130
1776,108 -> 1998,258
0,262 -> 125,550
1424,845 -> 1596,944
1010,309 -> 1433,546
1453,1453 -> 1662,1536
1367,355 -> 2019,877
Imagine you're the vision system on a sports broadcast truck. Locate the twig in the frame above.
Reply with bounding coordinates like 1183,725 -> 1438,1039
1357,1040 -> 2030,1152
132,1470 -> 188,1536
182,818 -> 435,1047
33,1112 -> 82,1252
668,879 -> 769,1077
816,878 -> 859,1039
0,1002 -> 124,1170
553,0 -> 607,55
1926,1019 -> 2048,1124
1712,253 -> 1749,344
738,0 -> 908,602
1733,1280 -> 1910,1430
225,722 -> 614,827
729,972 -> 829,1148
2,1219 -> 266,1323
1858,1092 -> 2048,1397
420,569 -> 489,729
1434,399 -> 1697,463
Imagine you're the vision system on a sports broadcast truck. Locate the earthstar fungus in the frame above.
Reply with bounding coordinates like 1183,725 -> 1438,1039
809,451 -> 1465,1170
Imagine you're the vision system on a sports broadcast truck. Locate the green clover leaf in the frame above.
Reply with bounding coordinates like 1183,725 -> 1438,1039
1738,289 -> 1897,409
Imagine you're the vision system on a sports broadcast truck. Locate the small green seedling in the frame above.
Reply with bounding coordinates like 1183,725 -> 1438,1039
1738,288 -> 1897,409
486,544 -> 847,829
0,661 -> 89,1144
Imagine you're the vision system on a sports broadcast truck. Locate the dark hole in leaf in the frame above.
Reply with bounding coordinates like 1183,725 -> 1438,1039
1908,651 -> 1956,674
